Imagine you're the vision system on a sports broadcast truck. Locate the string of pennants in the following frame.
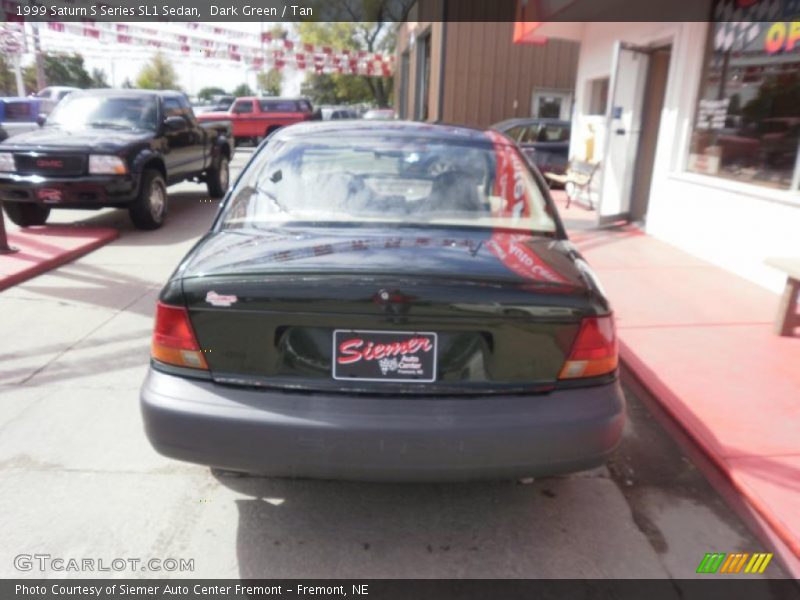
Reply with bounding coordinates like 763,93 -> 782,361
38,21 -> 395,77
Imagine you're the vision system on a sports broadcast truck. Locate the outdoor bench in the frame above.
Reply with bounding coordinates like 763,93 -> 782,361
544,160 -> 600,209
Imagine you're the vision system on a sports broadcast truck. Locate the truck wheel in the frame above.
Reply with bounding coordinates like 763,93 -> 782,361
129,170 -> 167,230
3,202 -> 50,227
206,154 -> 230,199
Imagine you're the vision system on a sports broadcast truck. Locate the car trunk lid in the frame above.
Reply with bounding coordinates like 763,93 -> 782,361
179,227 -> 605,394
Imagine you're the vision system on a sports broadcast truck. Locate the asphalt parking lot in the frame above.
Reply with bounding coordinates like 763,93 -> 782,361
0,148 -> 786,579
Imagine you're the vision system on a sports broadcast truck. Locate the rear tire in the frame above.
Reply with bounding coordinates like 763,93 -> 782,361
3,202 -> 50,227
129,170 -> 168,230
206,154 -> 230,199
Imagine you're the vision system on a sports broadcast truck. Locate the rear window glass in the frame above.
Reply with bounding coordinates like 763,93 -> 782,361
221,132 -> 556,234
520,124 -> 570,143
260,100 -> 300,112
233,101 -> 254,114
2,101 -> 37,122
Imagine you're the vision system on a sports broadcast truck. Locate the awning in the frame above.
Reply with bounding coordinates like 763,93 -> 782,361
512,21 -> 547,45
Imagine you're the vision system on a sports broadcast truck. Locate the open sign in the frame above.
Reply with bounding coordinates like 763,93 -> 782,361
764,21 -> 800,54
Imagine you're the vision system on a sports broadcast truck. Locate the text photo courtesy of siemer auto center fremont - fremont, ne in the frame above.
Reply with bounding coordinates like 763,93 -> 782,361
0,0 -> 800,599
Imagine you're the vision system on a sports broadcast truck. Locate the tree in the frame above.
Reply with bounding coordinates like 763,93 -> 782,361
121,77 -> 134,89
136,52 -> 180,90
254,24 -> 286,98
297,1 -> 413,107
198,86 -> 227,101
300,74 -> 340,105
0,55 -> 15,96
90,68 -> 109,88
232,83 -> 253,97
301,72 -> 374,106
22,52 -> 93,93
257,69 -> 282,96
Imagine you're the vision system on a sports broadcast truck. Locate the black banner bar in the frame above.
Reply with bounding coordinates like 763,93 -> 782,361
3,579 -> 800,600
0,0 -> 796,23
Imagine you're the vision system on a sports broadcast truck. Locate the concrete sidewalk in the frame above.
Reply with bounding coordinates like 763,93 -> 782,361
554,192 -> 800,574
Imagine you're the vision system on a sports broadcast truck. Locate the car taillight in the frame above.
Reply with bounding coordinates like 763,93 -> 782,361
151,302 -> 208,370
558,315 -> 618,379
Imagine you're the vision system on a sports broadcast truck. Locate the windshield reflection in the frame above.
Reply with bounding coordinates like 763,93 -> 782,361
47,95 -> 158,132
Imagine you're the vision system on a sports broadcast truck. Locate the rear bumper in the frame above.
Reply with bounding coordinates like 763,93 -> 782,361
0,173 -> 138,207
140,368 -> 625,482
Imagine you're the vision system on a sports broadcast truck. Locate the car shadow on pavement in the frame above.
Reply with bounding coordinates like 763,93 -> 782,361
0,328 -> 152,386
17,261 -> 161,318
211,467 -> 673,579
215,473 -> 578,578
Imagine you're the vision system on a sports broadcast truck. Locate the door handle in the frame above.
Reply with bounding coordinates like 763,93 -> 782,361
615,128 -> 626,135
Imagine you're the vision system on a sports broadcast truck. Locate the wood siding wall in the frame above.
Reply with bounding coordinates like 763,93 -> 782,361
396,21 -> 579,129
442,22 -> 579,128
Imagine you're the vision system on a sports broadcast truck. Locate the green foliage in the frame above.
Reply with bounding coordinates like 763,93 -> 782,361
22,52 -> 93,93
0,55 -> 16,96
266,24 -> 288,41
136,52 -> 180,90
257,69 -> 282,96
296,13 -> 402,108
89,68 -> 109,88
198,86 -> 227,101
232,83 -> 254,97
301,73 -> 374,106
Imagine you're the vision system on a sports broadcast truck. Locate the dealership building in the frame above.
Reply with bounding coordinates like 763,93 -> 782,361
510,2 -> 800,293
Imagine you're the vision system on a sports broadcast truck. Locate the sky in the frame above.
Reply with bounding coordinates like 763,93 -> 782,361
25,22 -> 305,97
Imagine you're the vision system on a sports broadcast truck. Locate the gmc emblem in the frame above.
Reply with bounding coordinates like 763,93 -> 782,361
36,159 -> 63,168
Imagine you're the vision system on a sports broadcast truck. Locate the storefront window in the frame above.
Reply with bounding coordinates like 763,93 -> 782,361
688,20 -> 800,191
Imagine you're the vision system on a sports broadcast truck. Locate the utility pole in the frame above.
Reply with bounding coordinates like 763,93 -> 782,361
13,54 -> 25,96
1,23 -> 26,96
31,23 -> 46,91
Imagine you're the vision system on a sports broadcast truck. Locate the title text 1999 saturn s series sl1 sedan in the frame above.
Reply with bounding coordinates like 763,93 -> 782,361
140,121 -> 624,482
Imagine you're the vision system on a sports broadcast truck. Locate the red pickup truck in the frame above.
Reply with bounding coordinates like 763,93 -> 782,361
196,97 -> 313,145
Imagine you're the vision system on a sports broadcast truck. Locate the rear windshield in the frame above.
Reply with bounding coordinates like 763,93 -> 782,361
221,132 -> 557,234
1,100 -> 37,122
260,100 -> 300,112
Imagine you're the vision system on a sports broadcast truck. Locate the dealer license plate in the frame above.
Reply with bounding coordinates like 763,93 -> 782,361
332,330 -> 437,383
36,188 -> 63,203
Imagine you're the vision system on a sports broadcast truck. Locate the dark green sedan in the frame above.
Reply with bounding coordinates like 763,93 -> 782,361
140,121 -> 624,481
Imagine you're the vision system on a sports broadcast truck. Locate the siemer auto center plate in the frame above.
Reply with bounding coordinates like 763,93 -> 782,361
332,330 -> 438,383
